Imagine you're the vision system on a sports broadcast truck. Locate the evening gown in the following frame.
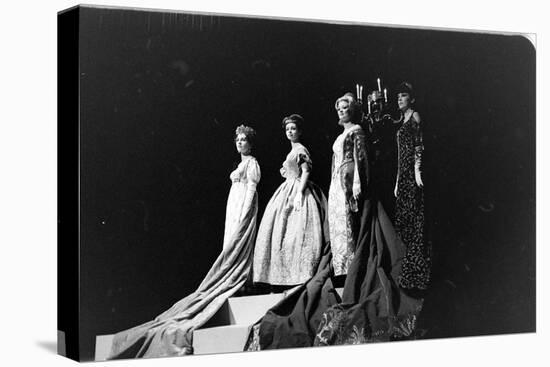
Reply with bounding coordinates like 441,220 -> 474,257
328,125 -> 368,275
395,113 -> 431,289
109,157 -> 261,358
253,144 -> 328,285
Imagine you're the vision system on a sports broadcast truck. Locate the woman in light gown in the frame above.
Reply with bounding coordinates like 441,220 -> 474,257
253,114 -> 328,287
328,93 -> 369,277
109,125 -> 261,359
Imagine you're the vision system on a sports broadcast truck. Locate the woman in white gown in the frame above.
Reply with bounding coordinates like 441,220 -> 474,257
109,125 -> 261,358
253,114 -> 328,286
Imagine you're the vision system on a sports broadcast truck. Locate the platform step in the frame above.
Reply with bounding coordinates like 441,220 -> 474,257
227,292 -> 289,324
95,334 -> 114,361
95,287 -> 344,359
193,324 -> 252,355
199,290 -> 296,328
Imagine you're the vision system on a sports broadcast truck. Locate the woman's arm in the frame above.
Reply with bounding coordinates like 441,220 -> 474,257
240,159 -> 261,220
413,112 -> 424,188
298,163 -> 310,194
352,129 -> 369,201
293,155 -> 311,210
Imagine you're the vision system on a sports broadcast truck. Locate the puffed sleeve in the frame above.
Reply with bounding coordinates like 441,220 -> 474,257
246,158 -> 261,190
295,147 -> 313,173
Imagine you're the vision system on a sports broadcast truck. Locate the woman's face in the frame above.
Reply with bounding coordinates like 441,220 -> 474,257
235,133 -> 251,155
336,100 -> 352,123
397,92 -> 413,111
285,122 -> 301,143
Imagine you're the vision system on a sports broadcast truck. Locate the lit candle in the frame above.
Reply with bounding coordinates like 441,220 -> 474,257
377,78 -> 381,92
368,99 -> 371,114
384,88 -> 388,102
356,84 -> 360,99
359,85 -> 363,100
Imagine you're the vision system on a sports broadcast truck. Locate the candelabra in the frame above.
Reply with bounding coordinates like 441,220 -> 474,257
355,78 -> 403,159
355,78 -> 402,129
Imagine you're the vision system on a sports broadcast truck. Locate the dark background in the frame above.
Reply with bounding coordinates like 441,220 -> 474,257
76,6 -> 535,360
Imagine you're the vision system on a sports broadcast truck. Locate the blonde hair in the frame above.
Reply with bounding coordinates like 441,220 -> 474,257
334,93 -> 361,122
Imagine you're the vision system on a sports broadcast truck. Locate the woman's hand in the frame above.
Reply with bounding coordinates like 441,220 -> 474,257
293,192 -> 303,211
415,168 -> 424,188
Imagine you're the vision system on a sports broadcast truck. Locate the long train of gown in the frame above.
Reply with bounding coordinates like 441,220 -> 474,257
109,157 -> 260,359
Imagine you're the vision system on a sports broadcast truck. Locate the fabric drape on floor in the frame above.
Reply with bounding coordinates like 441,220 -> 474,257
248,196 -> 423,350
315,199 -> 423,345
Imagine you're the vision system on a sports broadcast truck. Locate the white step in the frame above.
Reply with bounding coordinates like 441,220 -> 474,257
94,292 -> 291,359
192,292 -> 289,354
193,324 -> 252,355
95,334 -> 114,361
227,292 -> 288,324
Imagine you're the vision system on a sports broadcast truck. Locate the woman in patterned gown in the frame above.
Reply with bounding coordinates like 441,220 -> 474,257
328,93 -> 369,277
253,114 -> 328,287
394,82 -> 431,290
109,125 -> 261,358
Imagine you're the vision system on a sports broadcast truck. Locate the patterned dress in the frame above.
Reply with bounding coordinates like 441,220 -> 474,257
328,125 -> 369,276
253,144 -> 328,285
396,113 -> 431,289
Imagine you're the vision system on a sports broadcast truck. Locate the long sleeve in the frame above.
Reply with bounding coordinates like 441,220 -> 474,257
241,158 -> 261,220
352,129 -> 369,193
412,116 -> 424,172
246,159 -> 261,191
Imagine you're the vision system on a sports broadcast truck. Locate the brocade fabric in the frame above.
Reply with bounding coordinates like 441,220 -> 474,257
253,144 -> 328,285
328,125 -> 369,275
396,114 -> 431,289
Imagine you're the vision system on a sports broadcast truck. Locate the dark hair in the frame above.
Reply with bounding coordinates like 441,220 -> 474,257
281,114 -> 305,132
396,81 -> 415,99
234,124 -> 257,148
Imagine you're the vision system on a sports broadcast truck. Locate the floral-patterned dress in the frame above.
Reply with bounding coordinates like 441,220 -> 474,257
328,125 -> 369,276
253,144 -> 328,285
396,113 -> 430,289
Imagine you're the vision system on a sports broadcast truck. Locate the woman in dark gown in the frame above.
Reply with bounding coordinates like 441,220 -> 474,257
246,93 -> 423,350
394,82 -> 431,290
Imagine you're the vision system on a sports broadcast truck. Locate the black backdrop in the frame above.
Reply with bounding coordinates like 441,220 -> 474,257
76,7 -> 535,360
